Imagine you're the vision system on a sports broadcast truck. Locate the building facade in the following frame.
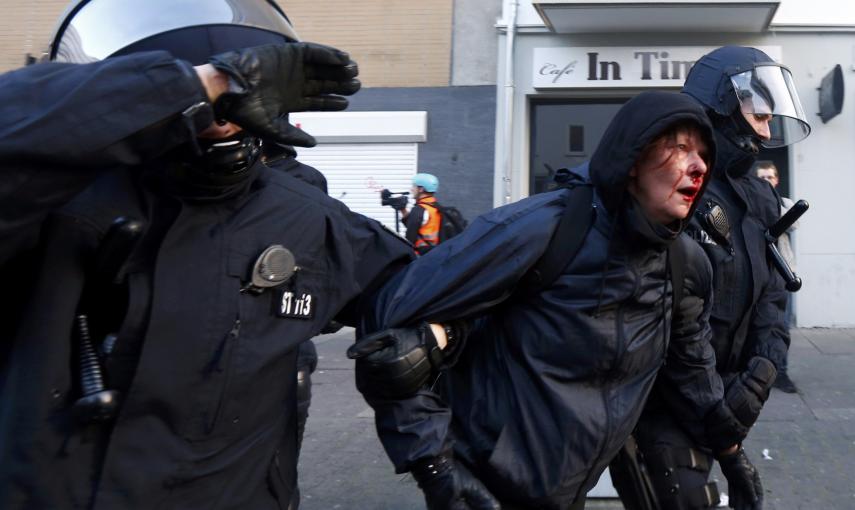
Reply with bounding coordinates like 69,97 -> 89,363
494,0 -> 855,327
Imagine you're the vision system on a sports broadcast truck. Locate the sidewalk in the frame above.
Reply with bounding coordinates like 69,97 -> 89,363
297,328 -> 855,509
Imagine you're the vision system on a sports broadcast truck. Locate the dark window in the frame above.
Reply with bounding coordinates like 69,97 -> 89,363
568,125 -> 585,153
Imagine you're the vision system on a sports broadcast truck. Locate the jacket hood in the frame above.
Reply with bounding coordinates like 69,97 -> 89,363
590,91 -> 716,232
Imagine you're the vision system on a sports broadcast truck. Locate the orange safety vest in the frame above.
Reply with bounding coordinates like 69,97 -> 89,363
414,196 -> 441,253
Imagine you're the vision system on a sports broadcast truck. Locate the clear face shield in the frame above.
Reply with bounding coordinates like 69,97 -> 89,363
50,0 -> 298,63
729,65 -> 811,148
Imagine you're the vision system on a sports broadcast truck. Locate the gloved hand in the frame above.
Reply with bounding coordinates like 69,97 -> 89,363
411,455 -> 501,510
718,447 -> 763,510
725,357 -> 777,429
347,323 -> 444,399
208,43 -> 360,147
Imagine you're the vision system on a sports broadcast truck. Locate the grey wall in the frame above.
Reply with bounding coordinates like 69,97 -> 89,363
349,86 -> 496,220
451,0 -> 502,85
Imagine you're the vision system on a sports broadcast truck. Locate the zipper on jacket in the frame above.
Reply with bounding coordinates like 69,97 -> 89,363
206,317 -> 241,435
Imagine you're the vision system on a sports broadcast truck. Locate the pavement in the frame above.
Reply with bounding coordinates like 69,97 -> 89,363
297,328 -> 855,509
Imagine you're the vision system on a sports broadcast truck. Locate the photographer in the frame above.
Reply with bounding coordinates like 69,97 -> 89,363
391,173 -> 442,255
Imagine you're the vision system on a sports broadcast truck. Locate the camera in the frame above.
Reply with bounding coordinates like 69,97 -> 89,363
380,189 -> 409,210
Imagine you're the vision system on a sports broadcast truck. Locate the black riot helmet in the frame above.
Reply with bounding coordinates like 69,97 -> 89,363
48,0 -> 299,63
47,0 -> 302,180
682,46 -> 811,153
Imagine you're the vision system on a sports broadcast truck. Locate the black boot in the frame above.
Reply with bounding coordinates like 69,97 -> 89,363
773,370 -> 798,393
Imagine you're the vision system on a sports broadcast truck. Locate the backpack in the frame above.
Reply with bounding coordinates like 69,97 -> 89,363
521,184 -> 685,320
435,203 -> 468,242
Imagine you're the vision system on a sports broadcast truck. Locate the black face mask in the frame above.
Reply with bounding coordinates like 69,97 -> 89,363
164,133 -> 263,201
194,133 -> 263,179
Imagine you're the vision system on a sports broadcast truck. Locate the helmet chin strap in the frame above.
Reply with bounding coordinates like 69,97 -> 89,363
734,134 -> 760,154
713,112 -> 762,155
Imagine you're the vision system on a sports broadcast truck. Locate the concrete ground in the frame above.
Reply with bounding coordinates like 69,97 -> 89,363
297,328 -> 855,509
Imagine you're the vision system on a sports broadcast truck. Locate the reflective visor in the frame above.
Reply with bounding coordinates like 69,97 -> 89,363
730,65 -> 811,148
51,0 -> 298,63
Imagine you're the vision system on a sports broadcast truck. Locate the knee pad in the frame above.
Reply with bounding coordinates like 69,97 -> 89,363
646,447 -> 719,510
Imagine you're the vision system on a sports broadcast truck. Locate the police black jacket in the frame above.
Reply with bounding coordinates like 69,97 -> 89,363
360,93 -> 730,508
0,52 -> 412,508
686,131 -> 790,373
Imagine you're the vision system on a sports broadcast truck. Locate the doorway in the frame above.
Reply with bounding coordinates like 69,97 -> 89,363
529,98 -> 628,195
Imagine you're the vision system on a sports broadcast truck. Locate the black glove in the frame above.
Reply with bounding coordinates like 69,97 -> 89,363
705,401 -> 750,452
347,323 -> 444,399
411,455 -> 501,510
718,447 -> 763,510
706,357 -> 776,450
208,43 -> 360,147
725,357 -> 777,429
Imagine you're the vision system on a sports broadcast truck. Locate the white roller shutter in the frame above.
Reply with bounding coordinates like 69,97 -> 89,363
295,143 -> 418,233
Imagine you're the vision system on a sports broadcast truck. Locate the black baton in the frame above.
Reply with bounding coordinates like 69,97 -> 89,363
74,216 -> 146,423
765,200 -> 808,292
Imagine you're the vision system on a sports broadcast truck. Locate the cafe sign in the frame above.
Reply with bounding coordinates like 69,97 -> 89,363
533,46 -> 781,89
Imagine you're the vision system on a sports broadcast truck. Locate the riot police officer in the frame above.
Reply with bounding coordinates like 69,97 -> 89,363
615,46 -> 811,510
0,1 -> 412,508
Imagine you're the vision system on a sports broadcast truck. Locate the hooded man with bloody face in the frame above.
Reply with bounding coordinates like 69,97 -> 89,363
348,91 -> 752,510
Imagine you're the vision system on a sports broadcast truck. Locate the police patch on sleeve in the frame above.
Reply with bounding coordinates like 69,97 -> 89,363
275,289 -> 314,319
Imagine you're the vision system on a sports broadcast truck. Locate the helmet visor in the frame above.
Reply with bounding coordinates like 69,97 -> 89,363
51,0 -> 298,63
729,65 -> 811,148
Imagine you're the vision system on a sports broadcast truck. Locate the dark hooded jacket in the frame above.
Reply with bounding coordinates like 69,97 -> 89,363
0,53 -> 413,509
361,92 -> 728,508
